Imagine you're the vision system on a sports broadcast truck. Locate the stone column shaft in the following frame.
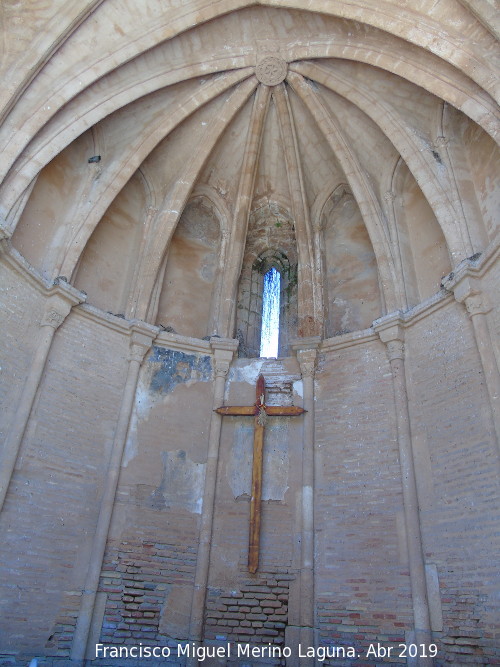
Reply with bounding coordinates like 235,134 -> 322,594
187,339 -> 237,667
377,322 -> 433,667
299,367 -> 315,627
71,326 -> 156,663
292,338 -> 320,665
388,344 -> 432,657
445,271 -> 500,450
464,296 -> 500,446
0,287 -> 84,513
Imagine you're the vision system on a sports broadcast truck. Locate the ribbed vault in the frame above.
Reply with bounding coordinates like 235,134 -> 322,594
0,4 -> 500,662
1,1 -> 499,348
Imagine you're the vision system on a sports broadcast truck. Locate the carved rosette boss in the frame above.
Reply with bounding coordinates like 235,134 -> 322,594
255,56 -> 288,86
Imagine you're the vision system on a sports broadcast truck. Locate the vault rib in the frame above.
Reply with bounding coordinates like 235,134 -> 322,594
53,71 -> 254,282
129,76 -> 259,321
287,70 -> 398,312
218,83 -> 272,338
292,61 -> 475,262
273,83 -> 323,336
0,66 -> 256,219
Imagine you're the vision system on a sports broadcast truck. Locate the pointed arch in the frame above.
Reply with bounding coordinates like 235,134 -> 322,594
291,62 -> 473,262
287,70 -> 398,312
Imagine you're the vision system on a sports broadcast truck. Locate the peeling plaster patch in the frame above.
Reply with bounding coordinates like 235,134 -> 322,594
123,409 -> 139,468
226,358 -> 265,389
149,347 -> 212,394
150,450 -> 205,514
125,349 -> 211,465
228,423 -> 254,498
135,382 -> 155,420
124,374 -> 156,466
293,379 -> 303,398
227,421 -> 289,501
159,584 -> 192,639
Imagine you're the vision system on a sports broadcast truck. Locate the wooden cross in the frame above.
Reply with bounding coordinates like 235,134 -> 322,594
215,374 -> 306,573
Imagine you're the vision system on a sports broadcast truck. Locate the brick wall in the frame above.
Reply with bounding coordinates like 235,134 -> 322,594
0,292 -> 129,661
205,570 -> 293,647
0,260 -> 46,440
97,540 -> 197,647
314,339 -> 412,665
406,299 -> 500,664
89,345 -> 214,655
1,264 -> 498,665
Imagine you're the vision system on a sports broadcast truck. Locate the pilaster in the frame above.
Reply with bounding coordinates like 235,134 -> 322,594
71,322 -> 157,663
287,337 -> 320,667
187,337 -> 238,667
373,315 -> 433,665
443,266 -> 500,450
0,280 -> 86,513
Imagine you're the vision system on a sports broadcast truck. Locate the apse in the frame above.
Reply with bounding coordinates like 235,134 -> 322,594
0,2 -> 498,665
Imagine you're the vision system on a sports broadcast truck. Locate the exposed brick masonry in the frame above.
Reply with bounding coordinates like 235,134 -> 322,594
205,570 -> 294,647
98,540 -> 197,647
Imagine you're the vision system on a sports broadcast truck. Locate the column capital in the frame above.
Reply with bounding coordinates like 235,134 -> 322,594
443,271 -> 491,316
291,337 -> 321,378
372,311 -> 405,344
40,280 -> 87,330
385,339 -> 405,361
373,312 -> 406,361
463,292 -> 491,316
128,321 -> 158,363
211,338 -> 238,378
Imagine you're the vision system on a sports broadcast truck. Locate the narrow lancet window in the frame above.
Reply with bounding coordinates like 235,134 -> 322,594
260,267 -> 280,357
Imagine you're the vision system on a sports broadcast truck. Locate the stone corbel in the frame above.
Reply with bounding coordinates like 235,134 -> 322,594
444,272 -> 491,317
210,336 -> 239,378
372,311 -> 404,343
291,336 -> 321,376
41,279 -> 87,329
128,320 -> 159,362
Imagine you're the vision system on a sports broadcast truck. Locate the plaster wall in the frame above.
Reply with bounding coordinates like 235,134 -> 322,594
462,125 -> 500,241
94,344 -> 214,651
322,195 -> 381,336
155,199 -> 222,338
74,172 -> 147,315
12,131 -> 94,280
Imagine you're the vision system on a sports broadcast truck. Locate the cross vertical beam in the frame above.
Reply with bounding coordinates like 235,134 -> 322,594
216,374 -> 305,573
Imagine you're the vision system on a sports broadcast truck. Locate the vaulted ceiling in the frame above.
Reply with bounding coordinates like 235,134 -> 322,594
1,0 -> 498,342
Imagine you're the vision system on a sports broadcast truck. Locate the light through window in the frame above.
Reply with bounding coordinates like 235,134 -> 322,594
260,267 -> 280,357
